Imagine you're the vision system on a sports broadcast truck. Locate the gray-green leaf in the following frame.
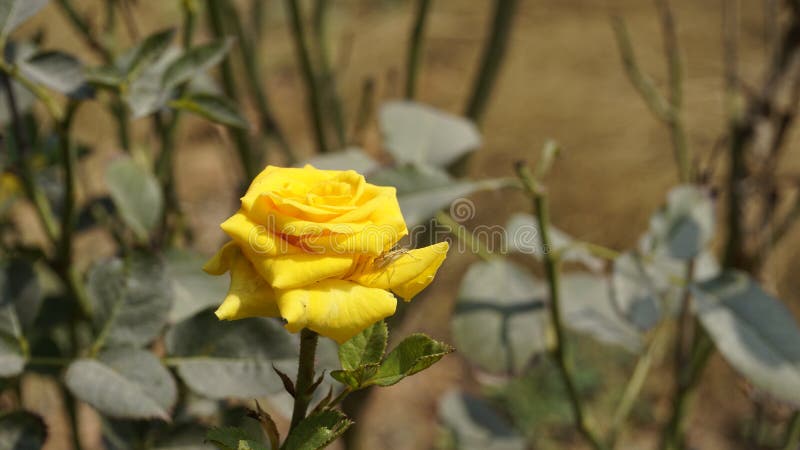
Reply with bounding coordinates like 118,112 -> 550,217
124,28 -> 176,80
106,157 -> 164,241
161,38 -> 233,91
165,250 -> 228,323
170,93 -> 249,129
453,258 -> 549,375
693,271 -> 800,406
0,411 -> 47,450
643,185 -> 714,260
86,255 -> 172,349
438,390 -> 526,450
280,410 -> 352,450
379,101 -> 481,168
65,348 -> 177,419
166,311 -> 296,399
0,0 -> 49,39
19,50 -> 90,98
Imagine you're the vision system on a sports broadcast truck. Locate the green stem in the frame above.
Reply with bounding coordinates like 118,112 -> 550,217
55,0 -> 114,62
608,320 -> 670,448
62,384 -> 84,450
290,329 -> 320,430
225,0 -> 296,163
783,412 -> 800,450
434,211 -> 493,261
312,0 -> 346,150
206,0 -> 257,181
515,161 -> 607,450
285,0 -> 329,153
464,0 -> 518,124
57,102 -> 79,273
328,387 -> 352,408
405,0 -> 432,99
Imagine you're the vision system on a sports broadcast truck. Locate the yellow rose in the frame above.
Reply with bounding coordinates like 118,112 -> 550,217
204,165 -> 449,343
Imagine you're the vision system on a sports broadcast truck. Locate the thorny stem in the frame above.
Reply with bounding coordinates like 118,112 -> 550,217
515,161 -> 608,450
464,0 -> 518,125
285,0 -> 330,153
782,412 -> 800,450
290,329 -> 320,430
312,0 -> 346,149
405,0 -> 432,99
207,0 -> 257,181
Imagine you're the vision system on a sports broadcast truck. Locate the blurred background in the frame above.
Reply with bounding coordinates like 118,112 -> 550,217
5,0 -> 800,449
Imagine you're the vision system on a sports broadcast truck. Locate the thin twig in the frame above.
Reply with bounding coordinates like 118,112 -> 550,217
285,0 -> 329,153
313,0 -> 346,149
405,0 -> 432,99
464,0 -> 518,125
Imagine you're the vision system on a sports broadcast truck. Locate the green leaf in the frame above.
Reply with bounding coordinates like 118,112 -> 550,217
438,391 -> 526,450
453,258 -> 548,375
124,47 -> 181,117
0,43 -> 36,125
0,258 -> 42,376
0,411 -> 47,450
338,321 -> 387,371
206,427 -> 268,450
19,50 -> 90,98
86,254 -> 172,349
106,157 -> 163,241
0,0 -> 49,39
280,410 -> 352,450
0,335 -> 24,376
170,93 -> 249,129
643,184 -> 714,260
165,250 -> 229,323
124,28 -> 176,80
303,147 -> 380,174
330,363 -> 379,390
693,271 -> 800,406
161,38 -> 233,91
65,347 -> 177,419
165,311 -> 296,399
369,334 -> 453,387
379,101 -> 481,168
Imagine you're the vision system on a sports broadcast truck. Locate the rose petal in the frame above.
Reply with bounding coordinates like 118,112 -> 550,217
351,241 -> 449,300
275,279 -> 397,343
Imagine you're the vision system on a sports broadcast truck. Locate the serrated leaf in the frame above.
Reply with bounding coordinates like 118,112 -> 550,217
19,50 -> 90,98
166,311 -> 296,399
330,363 -> 380,390
369,333 -> 452,387
124,28 -> 176,80
165,250 -> 228,323
379,101 -> 481,168
302,147 -> 380,174
170,93 -> 249,129
693,271 -> 800,407
206,427 -> 268,450
0,0 -> 49,39
438,391 -> 526,450
281,410 -> 352,450
338,321 -> 387,371
106,157 -> 163,241
162,38 -> 233,91
86,254 -> 172,349
65,347 -> 177,419
453,259 -> 549,375
0,411 -> 47,450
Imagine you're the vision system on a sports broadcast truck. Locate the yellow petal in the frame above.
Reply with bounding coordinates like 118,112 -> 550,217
351,241 -> 449,301
205,243 -> 280,320
275,280 -> 397,344
248,252 -> 355,290
220,210 -> 302,257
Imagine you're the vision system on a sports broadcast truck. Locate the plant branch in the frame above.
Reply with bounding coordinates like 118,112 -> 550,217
290,329 -> 320,430
515,161 -> 607,450
313,0 -> 346,149
405,0 -> 432,99
285,0 -> 329,153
